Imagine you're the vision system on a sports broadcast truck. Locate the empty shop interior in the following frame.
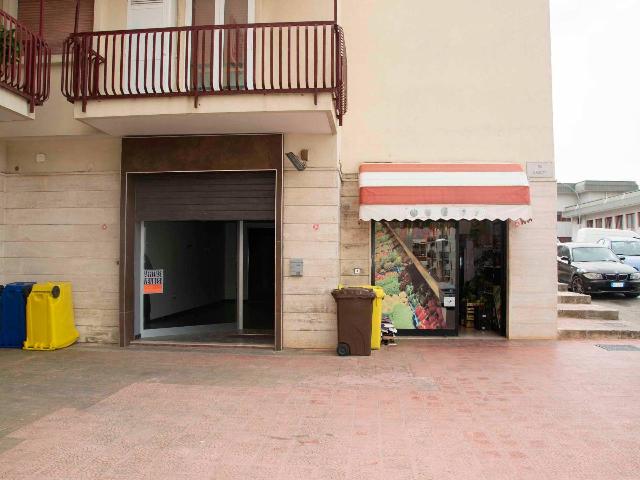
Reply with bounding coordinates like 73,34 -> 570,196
135,220 -> 275,345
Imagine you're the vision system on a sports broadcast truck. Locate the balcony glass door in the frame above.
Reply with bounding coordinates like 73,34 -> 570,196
192,0 -> 255,90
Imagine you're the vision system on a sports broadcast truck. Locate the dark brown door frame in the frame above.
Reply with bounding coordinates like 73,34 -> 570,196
119,134 -> 284,350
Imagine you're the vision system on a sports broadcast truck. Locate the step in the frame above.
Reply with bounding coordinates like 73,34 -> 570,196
557,304 -> 619,321
558,291 -> 591,305
558,328 -> 640,340
558,318 -> 640,340
558,283 -> 569,292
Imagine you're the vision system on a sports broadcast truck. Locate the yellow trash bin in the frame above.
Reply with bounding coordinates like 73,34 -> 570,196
24,282 -> 79,351
340,284 -> 385,350
366,286 -> 385,350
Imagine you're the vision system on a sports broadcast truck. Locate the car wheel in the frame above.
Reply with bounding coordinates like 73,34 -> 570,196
624,293 -> 640,298
571,276 -> 586,294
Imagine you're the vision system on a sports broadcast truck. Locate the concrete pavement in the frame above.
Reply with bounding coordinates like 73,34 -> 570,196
592,295 -> 640,326
0,341 -> 639,479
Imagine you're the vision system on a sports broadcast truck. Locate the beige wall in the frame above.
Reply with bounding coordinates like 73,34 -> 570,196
0,63 -> 100,138
339,176 -> 370,287
1,142 -> 8,285
339,0 -> 554,172
1,138 -> 121,343
0,142 -> 6,285
282,133 -> 340,349
92,0 -> 332,31
93,0 -> 127,30
507,180 -> 557,338
0,0 -> 17,17
257,0 -> 333,23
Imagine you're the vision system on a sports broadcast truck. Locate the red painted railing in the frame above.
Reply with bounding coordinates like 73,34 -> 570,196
62,21 -> 347,124
0,9 -> 51,111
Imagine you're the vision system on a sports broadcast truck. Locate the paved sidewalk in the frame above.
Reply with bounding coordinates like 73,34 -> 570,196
1,340 -> 639,479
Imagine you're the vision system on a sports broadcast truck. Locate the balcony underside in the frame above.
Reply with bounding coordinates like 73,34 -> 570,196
0,88 -> 36,121
73,92 -> 337,136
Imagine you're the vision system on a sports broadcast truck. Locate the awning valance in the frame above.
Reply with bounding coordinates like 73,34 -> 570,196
359,163 -> 532,221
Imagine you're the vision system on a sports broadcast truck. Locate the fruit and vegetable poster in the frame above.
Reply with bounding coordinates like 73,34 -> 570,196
374,221 -> 456,331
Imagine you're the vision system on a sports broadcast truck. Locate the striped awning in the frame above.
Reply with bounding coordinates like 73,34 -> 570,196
359,163 -> 532,221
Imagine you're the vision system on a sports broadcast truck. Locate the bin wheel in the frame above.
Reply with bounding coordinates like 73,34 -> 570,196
337,343 -> 350,356
51,286 -> 60,299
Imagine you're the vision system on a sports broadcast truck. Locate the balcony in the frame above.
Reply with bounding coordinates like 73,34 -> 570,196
0,9 -> 51,121
61,21 -> 347,135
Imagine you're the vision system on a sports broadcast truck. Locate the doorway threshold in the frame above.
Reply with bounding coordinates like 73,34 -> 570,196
131,329 -> 275,349
129,339 -> 273,349
400,331 -> 506,341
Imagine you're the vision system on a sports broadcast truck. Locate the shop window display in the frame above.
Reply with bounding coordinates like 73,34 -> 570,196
373,220 -> 507,336
374,221 -> 457,334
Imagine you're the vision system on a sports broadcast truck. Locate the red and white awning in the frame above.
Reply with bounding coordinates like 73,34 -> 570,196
359,163 -> 532,221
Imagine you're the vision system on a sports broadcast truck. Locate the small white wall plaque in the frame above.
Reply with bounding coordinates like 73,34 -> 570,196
290,258 -> 303,277
526,162 -> 555,179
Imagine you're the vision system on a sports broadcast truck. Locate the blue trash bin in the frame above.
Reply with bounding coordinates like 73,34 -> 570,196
0,282 -> 35,348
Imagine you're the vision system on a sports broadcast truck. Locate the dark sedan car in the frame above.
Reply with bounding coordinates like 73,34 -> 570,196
557,243 -> 640,297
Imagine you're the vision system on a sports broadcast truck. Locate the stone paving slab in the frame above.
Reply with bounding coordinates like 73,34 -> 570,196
1,341 -> 640,479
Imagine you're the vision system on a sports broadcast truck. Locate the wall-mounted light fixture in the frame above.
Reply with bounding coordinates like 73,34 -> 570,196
285,149 -> 308,171
35,153 -> 46,163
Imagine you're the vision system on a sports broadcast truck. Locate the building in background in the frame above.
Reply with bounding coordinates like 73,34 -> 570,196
562,190 -> 640,236
0,0 -> 557,348
557,181 -> 639,241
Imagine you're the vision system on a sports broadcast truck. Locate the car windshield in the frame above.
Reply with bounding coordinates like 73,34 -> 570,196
572,247 -> 620,263
611,241 -> 640,256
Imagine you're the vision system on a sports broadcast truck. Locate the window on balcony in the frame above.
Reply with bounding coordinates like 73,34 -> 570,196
18,0 -> 93,54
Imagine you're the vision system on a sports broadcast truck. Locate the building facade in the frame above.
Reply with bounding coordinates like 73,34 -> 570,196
562,190 -> 640,236
557,181 -> 639,242
0,0 -> 557,348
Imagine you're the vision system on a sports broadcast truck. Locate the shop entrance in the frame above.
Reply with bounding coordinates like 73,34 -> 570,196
372,220 -> 507,337
131,171 -> 277,346
458,221 -> 507,337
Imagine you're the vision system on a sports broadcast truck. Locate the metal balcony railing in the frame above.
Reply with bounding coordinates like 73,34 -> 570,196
61,21 -> 347,124
0,9 -> 51,111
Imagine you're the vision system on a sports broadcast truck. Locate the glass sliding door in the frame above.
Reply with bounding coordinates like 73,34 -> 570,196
192,0 -> 255,90
373,221 -> 458,335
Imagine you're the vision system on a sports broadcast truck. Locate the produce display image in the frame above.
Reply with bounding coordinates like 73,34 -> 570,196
374,221 -> 456,332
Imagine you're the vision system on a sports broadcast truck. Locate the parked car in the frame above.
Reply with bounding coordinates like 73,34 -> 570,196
573,227 -> 640,243
597,237 -> 640,271
557,243 -> 640,297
